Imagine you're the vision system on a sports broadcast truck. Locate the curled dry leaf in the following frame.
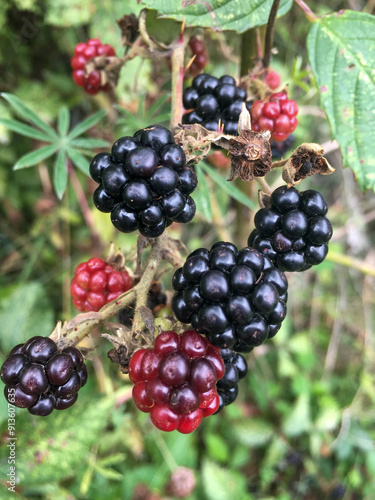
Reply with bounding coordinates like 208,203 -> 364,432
228,129 -> 272,181
258,190 -> 272,209
116,14 -> 139,46
281,143 -> 336,186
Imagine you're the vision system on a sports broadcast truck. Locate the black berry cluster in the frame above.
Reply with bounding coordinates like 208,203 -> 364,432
215,348 -> 248,413
248,186 -> 333,272
119,282 -> 167,328
1,337 -> 87,416
182,74 -> 247,135
90,125 -> 197,238
171,242 -> 288,353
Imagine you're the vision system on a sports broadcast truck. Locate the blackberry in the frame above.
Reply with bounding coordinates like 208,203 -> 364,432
1,337 -> 87,416
215,348 -> 248,413
90,125 -> 197,237
249,186 -> 332,272
171,242 -> 288,352
271,134 -> 295,159
182,74 -> 247,135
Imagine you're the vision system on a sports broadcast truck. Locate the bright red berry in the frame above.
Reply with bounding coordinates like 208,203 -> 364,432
71,39 -> 116,95
251,92 -> 299,141
129,330 -> 224,433
265,70 -> 281,90
71,258 -> 132,312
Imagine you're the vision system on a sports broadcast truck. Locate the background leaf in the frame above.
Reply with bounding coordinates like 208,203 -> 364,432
0,118 -> 53,142
202,459 -> 251,500
53,149 -> 68,199
68,110 -> 106,140
67,147 -> 91,176
193,164 -> 213,221
141,0 -> 292,33
13,144 -> 58,170
307,10 -> 375,192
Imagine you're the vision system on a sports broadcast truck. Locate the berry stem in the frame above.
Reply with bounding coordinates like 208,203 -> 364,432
170,34 -> 186,130
132,233 -> 168,336
263,0 -> 281,68
255,176 -> 273,195
293,0 -> 318,22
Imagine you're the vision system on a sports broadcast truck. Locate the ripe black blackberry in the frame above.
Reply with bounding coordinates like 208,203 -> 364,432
215,348 -> 248,413
182,74 -> 247,135
248,186 -> 333,272
1,337 -> 87,416
90,125 -> 197,238
171,242 -> 288,352
119,282 -> 167,327
271,134 -> 295,159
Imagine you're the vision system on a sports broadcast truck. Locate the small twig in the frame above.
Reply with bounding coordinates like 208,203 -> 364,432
255,176 -> 273,195
293,0 -> 318,22
170,24 -> 186,130
255,28 -> 263,60
67,160 -> 102,251
326,251 -> 375,278
263,0 -> 281,68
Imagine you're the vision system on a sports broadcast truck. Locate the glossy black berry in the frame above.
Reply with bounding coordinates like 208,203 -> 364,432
89,152 -> 113,183
172,241 -> 288,351
19,364 -> 48,395
183,73 -> 247,135
111,204 -> 139,232
140,204 -> 164,226
123,181 -> 152,210
149,166 -> 179,195
140,219 -> 167,238
101,164 -> 130,197
160,144 -> 186,172
125,147 -> 158,178
1,354 -> 27,385
46,353 -> 74,386
28,394 -> 55,416
249,186 -> 332,272
179,168 -> 197,195
140,125 -> 174,152
93,186 -> 119,213
161,190 -> 186,219
111,137 -> 139,163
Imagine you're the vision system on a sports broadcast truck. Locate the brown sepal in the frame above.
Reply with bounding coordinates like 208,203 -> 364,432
282,143 -> 336,186
228,130 -> 272,182
258,190 -> 271,209
116,14 -> 139,46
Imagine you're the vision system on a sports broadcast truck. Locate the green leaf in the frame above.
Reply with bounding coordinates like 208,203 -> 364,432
57,106 -> 70,136
68,110 -> 106,140
0,118 -> 54,142
13,144 -> 58,170
67,147 -> 91,176
205,433 -> 229,463
307,10 -> 375,192
202,460 -> 251,500
283,393 -> 311,438
94,465 -> 123,481
70,138 -> 110,149
0,397 -> 113,487
53,149 -> 68,199
0,282 -> 54,353
141,0 -> 292,33
200,162 -> 255,209
232,419 -> 274,447
145,9 -> 182,45
193,164 -> 213,221
1,93 -> 57,139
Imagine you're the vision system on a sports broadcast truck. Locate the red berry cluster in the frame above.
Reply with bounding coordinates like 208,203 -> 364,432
71,258 -> 132,312
265,70 -> 281,90
128,330 -> 225,433
251,92 -> 298,142
187,36 -> 209,78
71,38 -> 116,95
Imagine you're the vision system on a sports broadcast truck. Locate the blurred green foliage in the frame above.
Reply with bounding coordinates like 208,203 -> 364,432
1,1 -> 375,499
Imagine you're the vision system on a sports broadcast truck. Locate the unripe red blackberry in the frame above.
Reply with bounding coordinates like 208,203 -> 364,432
71,38 -> 116,95
71,257 -> 132,312
248,186 -> 332,272
90,125 -> 197,237
129,330 -> 224,433
1,337 -> 88,416
251,92 -> 298,141
172,242 -> 288,351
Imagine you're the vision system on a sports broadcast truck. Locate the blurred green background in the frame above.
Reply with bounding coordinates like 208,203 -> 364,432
1,1 -> 375,499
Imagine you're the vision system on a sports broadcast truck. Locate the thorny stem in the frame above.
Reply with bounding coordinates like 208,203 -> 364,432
263,0 -> 281,68
50,235 -> 169,348
170,28 -> 186,130
293,0 -> 318,22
